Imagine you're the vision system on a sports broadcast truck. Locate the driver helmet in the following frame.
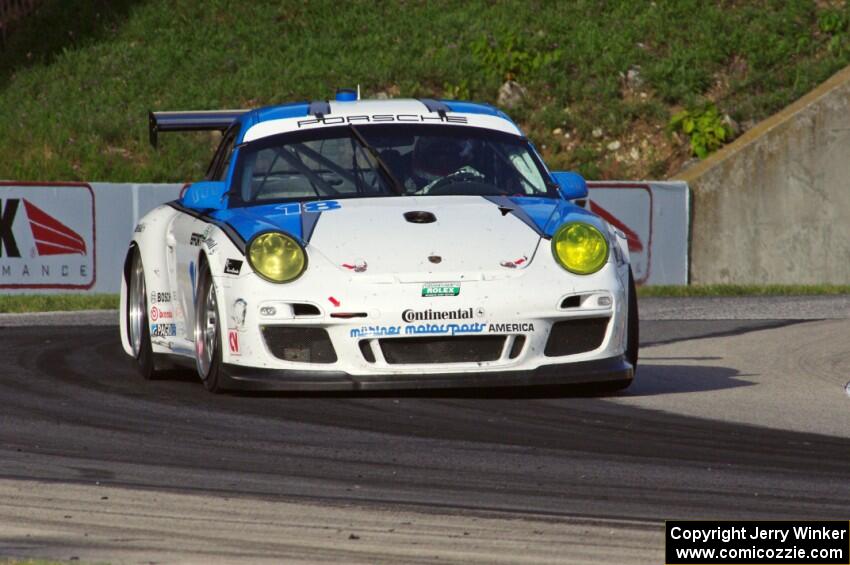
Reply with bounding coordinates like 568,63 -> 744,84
411,136 -> 472,182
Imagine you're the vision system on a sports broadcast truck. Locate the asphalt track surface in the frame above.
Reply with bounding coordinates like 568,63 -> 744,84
1,298 -> 849,563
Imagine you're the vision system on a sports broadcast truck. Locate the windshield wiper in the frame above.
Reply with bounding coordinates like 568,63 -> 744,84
348,125 -> 404,195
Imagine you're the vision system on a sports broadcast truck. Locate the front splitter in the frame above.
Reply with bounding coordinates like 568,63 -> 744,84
221,355 -> 633,391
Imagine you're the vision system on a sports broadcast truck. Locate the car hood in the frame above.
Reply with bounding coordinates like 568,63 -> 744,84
214,195 -> 603,279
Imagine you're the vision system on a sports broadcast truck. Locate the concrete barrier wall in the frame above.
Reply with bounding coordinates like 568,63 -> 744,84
0,181 -> 687,293
676,65 -> 850,284
0,182 -> 182,293
588,181 -> 689,285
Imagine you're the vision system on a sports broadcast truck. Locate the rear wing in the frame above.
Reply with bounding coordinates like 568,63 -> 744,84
148,110 -> 250,147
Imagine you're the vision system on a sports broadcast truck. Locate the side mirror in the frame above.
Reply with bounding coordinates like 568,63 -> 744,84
182,181 -> 228,210
551,171 -> 588,200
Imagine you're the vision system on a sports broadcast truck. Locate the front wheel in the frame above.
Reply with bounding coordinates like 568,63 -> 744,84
194,261 -> 225,393
586,268 -> 638,395
126,247 -> 158,380
625,267 -> 639,371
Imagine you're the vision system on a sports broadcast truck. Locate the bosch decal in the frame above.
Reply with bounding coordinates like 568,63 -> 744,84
150,291 -> 171,303
0,184 -> 95,289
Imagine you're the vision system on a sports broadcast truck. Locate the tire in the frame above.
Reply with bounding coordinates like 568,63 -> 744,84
586,268 -> 639,395
126,247 -> 158,380
625,267 -> 639,371
194,260 -> 225,393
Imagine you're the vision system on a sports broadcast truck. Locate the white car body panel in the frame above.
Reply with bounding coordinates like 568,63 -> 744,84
121,199 -> 631,377
121,103 -> 635,390
242,99 -> 522,143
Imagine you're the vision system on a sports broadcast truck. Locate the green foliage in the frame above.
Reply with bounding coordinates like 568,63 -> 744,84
0,294 -> 118,313
470,32 -> 562,82
669,105 -> 731,159
818,8 -> 848,34
818,7 -> 850,54
0,0 -> 849,181
442,79 -> 471,100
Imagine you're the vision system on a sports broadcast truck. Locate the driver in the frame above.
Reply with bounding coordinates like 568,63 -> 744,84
407,136 -> 475,192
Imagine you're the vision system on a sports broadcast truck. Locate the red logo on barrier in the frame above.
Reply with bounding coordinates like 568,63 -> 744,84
589,201 -> 643,253
228,329 -> 240,355
0,182 -> 96,290
587,183 -> 653,284
23,199 -> 87,256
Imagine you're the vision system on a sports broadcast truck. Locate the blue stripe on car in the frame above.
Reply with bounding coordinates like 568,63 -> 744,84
235,102 -> 312,143
442,100 -> 514,121
211,203 -> 305,244
480,196 -> 607,238
481,195 -> 545,236
301,209 -> 322,242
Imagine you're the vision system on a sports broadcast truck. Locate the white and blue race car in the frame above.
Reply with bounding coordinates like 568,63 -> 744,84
120,91 -> 638,392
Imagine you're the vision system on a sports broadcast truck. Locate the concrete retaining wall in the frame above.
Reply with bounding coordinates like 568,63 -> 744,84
0,181 -> 688,293
676,65 -> 850,284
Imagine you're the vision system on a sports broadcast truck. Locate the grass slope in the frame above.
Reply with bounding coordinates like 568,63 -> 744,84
0,294 -> 118,313
2,1 -> 850,183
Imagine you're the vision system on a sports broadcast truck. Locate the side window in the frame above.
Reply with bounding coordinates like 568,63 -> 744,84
205,127 -> 238,181
216,132 -> 237,181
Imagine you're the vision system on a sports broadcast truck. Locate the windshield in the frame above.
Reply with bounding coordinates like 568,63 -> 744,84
231,124 -> 555,205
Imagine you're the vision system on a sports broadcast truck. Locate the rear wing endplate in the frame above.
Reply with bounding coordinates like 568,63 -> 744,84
148,110 -> 250,147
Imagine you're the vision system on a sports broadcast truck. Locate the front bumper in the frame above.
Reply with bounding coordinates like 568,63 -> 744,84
209,246 -> 634,390
221,355 -> 633,391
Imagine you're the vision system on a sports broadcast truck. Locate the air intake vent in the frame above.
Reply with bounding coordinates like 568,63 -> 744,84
544,317 -> 609,357
404,211 -> 436,224
380,336 -> 505,364
292,303 -> 321,317
262,326 -> 337,363
560,295 -> 582,309
359,340 -> 376,363
509,336 -> 525,359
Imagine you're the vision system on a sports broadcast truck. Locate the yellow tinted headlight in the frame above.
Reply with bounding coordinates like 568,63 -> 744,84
551,222 -> 609,275
247,232 -> 306,283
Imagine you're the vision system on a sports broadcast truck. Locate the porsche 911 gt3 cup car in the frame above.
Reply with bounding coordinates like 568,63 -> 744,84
120,91 -> 638,392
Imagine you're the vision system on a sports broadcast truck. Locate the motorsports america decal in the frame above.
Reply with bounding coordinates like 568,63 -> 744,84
0,183 -> 95,289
